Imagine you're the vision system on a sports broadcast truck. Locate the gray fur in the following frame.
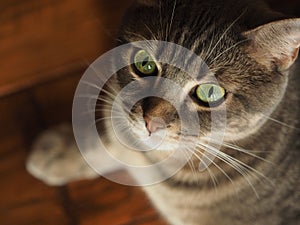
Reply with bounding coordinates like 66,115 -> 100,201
98,0 -> 300,224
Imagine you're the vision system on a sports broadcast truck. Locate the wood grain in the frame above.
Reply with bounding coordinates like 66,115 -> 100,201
0,0 -> 133,97
67,171 -> 166,225
0,137 -> 69,225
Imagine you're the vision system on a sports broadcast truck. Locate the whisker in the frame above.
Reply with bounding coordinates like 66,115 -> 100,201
237,108 -> 300,131
85,63 -> 120,97
181,146 -> 199,181
193,147 -> 234,185
204,142 -> 272,183
205,10 -> 246,61
76,94 -> 112,103
203,29 -> 216,62
211,39 -> 248,63
125,31 -> 149,41
222,142 -> 274,164
78,95 -> 132,115
86,116 -> 125,131
261,114 -> 300,131
184,148 -> 218,190
166,0 -> 177,41
96,96 -> 116,106
159,0 -> 163,40
81,80 -> 102,91
84,108 -> 127,116
197,143 -> 261,197
202,137 -> 274,165
100,88 -> 119,100
105,120 -> 131,132
144,24 -> 157,41
94,116 -> 127,123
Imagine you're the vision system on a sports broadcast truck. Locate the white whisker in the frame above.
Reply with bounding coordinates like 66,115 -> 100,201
193,147 -> 234,185
197,143 -> 261,198
181,146 -> 199,181
205,11 -> 245,61
203,29 -> 215,62
262,114 -> 300,131
211,39 -> 248,63
202,137 -> 274,165
144,24 -> 158,41
203,142 -> 273,183
184,147 -> 218,190
166,0 -> 177,41
100,87 -> 119,99
94,116 -> 127,124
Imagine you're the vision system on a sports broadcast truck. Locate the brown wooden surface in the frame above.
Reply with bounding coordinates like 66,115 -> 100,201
0,0 -> 299,225
0,0 -> 133,97
0,136 -> 166,225
0,91 -> 166,224
0,1 -> 167,224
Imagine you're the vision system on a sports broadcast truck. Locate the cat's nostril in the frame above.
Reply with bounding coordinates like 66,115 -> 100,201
144,116 -> 166,135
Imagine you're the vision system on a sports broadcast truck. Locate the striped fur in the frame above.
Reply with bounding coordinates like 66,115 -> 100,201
100,0 -> 300,224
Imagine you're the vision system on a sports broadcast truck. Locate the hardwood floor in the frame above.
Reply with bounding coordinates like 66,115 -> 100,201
0,70 -> 167,224
0,128 -> 167,225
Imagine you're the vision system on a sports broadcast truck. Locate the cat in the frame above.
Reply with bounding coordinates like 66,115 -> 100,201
27,0 -> 300,224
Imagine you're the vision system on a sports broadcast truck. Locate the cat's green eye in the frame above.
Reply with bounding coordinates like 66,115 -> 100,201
195,83 -> 225,105
134,50 -> 157,76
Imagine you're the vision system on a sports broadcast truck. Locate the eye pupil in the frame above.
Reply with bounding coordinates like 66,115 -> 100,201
208,87 -> 214,98
142,57 -> 149,66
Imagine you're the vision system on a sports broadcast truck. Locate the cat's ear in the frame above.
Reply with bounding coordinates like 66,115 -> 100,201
243,18 -> 300,71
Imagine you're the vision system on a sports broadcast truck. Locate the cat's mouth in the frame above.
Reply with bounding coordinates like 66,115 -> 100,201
127,117 -> 205,152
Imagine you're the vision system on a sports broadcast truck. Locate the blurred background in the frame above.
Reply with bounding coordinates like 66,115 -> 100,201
0,1 -> 299,225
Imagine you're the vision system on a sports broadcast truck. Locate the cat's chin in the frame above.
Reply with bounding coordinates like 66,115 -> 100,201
132,129 -> 181,152
130,124 -> 207,152
132,131 -> 204,152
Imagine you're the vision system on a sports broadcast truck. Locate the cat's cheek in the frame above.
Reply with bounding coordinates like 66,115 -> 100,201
224,113 -> 267,141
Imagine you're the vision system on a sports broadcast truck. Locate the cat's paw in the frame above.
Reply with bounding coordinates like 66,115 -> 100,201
26,124 -> 99,186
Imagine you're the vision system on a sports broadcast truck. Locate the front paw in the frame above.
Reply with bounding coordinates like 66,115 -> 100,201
26,124 -> 98,186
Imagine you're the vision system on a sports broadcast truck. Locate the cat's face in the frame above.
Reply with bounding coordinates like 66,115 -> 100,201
110,0 -> 299,153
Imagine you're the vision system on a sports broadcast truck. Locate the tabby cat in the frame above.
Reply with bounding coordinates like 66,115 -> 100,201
27,0 -> 300,224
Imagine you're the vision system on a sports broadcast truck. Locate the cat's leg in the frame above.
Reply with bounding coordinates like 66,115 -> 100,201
26,124 -> 120,186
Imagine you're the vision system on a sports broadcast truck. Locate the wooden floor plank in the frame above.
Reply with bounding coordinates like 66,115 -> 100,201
32,72 -> 82,126
67,175 -> 167,225
0,137 -> 69,225
0,0 -> 133,97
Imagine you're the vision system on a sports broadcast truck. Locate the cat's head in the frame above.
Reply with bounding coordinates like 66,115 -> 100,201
110,0 -> 300,152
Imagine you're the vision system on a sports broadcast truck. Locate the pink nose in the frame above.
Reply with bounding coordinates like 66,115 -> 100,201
144,117 -> 165,135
